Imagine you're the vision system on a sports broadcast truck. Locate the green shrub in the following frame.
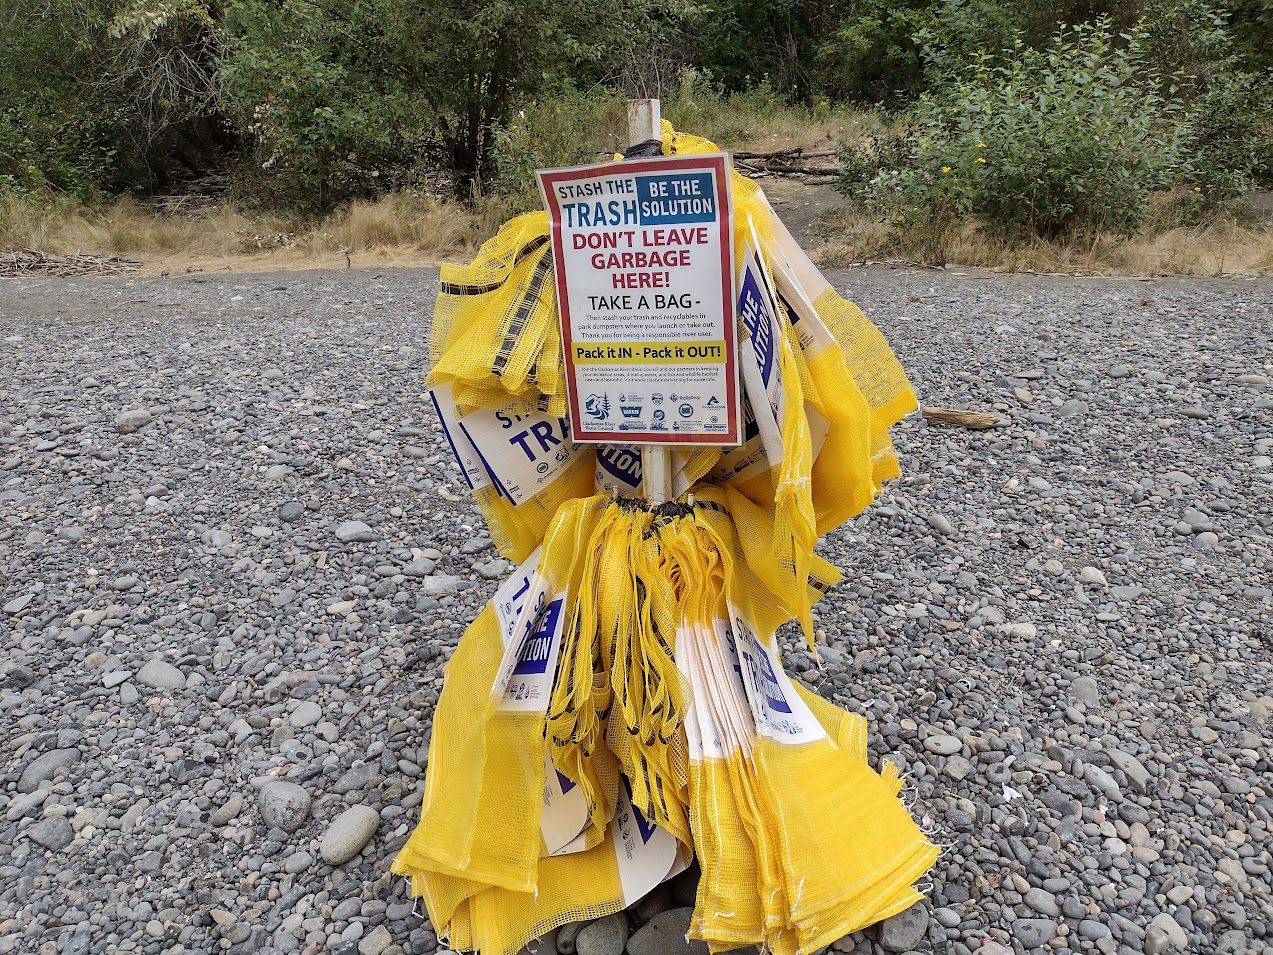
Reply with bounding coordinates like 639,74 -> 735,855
490,88 -> 626,199
841,23 -> 1185,238
1181,69 -> 1273,202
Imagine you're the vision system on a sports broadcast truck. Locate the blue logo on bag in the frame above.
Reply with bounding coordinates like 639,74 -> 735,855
597,446 -> 642,487
513,597 -> 563,674
556,769 -> 577,795
742,633 -> 792,714
621,777 -> 658,844
739,267 -> 775,384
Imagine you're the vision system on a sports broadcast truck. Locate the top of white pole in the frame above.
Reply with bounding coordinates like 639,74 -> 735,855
626,99 -> 661,147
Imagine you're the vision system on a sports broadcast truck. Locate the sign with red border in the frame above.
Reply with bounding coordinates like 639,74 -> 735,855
537,154 -> 738,445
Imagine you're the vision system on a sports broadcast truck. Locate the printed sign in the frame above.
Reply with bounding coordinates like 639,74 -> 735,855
538,154 -> 739,445
459,405 -> 581,506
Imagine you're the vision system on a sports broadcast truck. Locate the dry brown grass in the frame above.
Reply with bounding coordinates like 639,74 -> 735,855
816,206 -> 1273,277
0,191 -> 495,273
5,177 -> 1271,278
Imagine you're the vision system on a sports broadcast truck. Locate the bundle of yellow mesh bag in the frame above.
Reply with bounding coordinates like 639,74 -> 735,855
395,123 -> 938,955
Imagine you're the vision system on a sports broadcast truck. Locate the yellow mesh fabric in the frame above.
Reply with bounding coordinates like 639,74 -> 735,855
429,212 -> 566,417
397,123 -> 935,955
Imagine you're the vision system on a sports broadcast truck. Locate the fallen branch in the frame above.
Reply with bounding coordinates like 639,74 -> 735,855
0,249 -> 141,278
922,406 -> 1000,429
732,147 -> 841,179
734,147 -> 836,160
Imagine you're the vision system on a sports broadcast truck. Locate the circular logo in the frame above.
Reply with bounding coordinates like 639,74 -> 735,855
536,462 -> 549,474
678,403 -> 693,418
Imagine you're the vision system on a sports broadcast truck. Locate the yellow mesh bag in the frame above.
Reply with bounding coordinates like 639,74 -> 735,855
429,212 -> 567,417
390,604 -> 543,893
723,599 -> 936,949
401,121 -> 935,955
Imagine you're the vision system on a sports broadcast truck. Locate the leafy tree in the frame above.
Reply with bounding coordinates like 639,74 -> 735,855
1,0 -> 229,196
220,0 -> 684,209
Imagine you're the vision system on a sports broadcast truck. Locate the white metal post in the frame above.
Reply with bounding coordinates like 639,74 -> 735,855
625,99 -> 674,504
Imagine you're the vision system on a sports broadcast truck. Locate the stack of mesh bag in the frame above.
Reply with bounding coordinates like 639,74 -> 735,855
394,123 -> 938,955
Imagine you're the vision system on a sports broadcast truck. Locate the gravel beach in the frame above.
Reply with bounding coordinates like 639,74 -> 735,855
1,266 -> 1270,955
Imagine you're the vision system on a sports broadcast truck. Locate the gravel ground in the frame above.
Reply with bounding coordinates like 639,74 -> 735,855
0,266 -> 1270,955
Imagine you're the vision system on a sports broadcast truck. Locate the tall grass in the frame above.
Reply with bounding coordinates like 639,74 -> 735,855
0,191 -> 494,267
816,205 -> 1273,276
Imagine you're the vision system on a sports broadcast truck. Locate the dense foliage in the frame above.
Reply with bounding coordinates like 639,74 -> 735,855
2,0 -> 1269,232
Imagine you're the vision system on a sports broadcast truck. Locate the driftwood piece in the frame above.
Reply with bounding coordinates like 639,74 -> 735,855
1,249 -> 141,278
922,406 -> 1001,429
733,147 -> 836,160
732,146 -> 840,180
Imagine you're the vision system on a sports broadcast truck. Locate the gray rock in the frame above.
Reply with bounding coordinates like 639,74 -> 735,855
1013,918 -> 1057,948
358,925 -> 393,955
290,700 -> 322,727
576,913 -> 628,955
423,575 -> 461,596
877,902 -> 926,952
3,593 -> 33,614
114,409 -> 153,433
558,921 -> 587,954
1143,914 -> 1187,953
1106,748 -> 1151,792
402,557 -> 437,577
320,805 -> 380,864
627,908 -> 707,955
1084,764 -> 1121,801
334,520 -> 376,543
1070,676 -> 1099,706
284,850 -> 313,873
923,734 -> 962,756
27,816 -> 74,851
19,748 -> 81,792
1078,566 -> 1107,586
279,501 -> 305,522
259,781 -> 310,833
209,793 -> 244,826
1078,919 -> 1111,940
927,514 -> 956,537
137,659 -> 186,690
1024,888 -> 1059,917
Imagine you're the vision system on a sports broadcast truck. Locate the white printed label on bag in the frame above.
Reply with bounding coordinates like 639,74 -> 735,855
711,398 -> 769,485
492,548 -> 567,712
727,610 -> 826,744
594,444 -> 643,495
768,244 -> 837,361
541,751 -> 590,855
428,383 -> 493,491
610,777 -> 680,905
458,405 -> 580,506
737,235 -> 786,470
674,625 -> 729,759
